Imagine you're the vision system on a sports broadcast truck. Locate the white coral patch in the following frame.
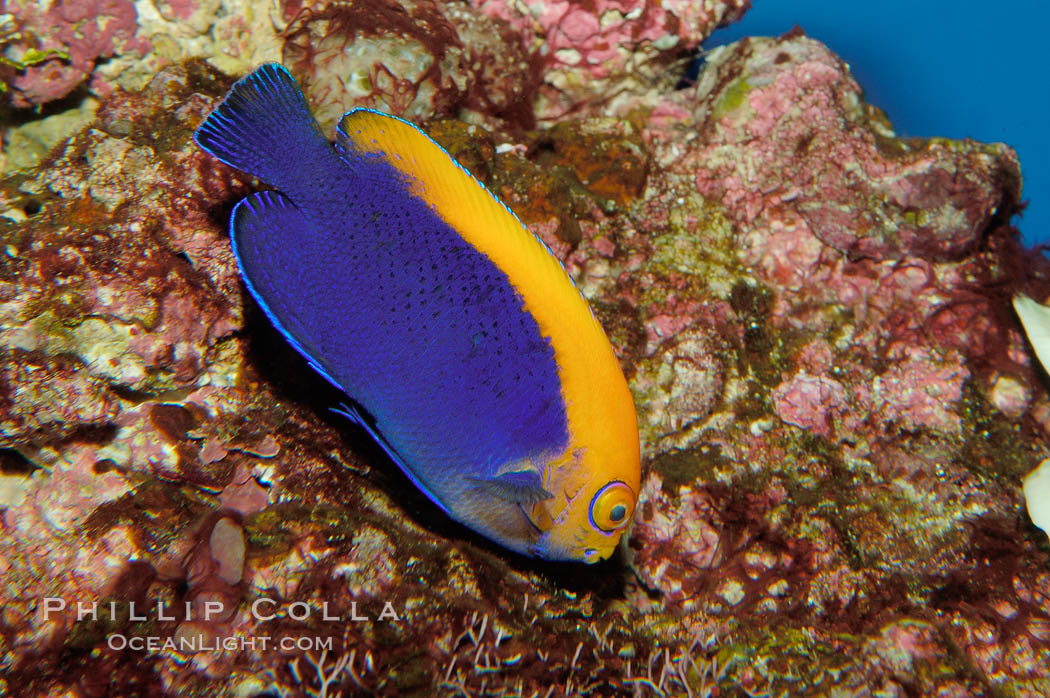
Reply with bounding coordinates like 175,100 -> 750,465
1013,294 -> 1050,376
1023,458 -> 1050,542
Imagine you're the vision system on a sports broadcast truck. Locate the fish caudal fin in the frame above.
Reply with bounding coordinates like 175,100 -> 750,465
194,63 -> 328,186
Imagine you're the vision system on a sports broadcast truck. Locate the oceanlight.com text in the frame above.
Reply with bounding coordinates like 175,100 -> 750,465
106,633 -> 334,653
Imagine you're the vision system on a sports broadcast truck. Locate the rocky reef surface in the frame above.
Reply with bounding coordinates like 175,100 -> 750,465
2,1 -> 1049,696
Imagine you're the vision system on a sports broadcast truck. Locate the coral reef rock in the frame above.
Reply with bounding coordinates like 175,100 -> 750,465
2,2 -> 1049,696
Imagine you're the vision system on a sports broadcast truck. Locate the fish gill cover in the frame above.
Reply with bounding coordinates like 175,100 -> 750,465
1,0 -> 1049,696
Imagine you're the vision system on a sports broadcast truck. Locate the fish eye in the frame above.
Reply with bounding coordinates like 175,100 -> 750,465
588,481 -> 636,533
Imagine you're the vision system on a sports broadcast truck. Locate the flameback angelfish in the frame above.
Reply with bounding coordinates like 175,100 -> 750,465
194,63 -> 640,562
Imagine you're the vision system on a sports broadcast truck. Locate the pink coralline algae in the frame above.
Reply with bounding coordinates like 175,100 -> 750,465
5,0 -> 149,107
471,0 -> 750,118
772,370 -> 847,437
773,347 -> 969,439
3,2 -> 1050,696
280,0 -> 544,132
692,37 -> 1014,263
631,474 -> 722,604
0,353 -> 120,441
620,30 -> 1049,697
854,347 -> 969,434
0,443 -> 135,656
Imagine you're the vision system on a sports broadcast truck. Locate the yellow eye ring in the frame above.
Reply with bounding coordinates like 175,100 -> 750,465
589,481 -> 636,533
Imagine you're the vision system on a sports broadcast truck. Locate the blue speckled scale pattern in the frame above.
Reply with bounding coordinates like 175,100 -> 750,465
198,65 -> 570,500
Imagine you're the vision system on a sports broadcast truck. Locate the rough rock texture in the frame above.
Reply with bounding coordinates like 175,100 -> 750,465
470,0 -> 751,120
277,0 -> 541,133
1,0 -> 746,172
1,2 -> 1049,697
3,0 -> 149,107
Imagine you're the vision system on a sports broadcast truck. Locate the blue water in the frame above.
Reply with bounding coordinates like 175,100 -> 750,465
704,1 -> 1050,248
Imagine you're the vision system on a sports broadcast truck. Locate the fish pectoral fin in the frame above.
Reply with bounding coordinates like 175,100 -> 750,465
467,470 -> 553,504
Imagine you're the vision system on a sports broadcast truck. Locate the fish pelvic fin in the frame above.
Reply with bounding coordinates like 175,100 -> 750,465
194,63 -> 330,187
333,403 -> 454,517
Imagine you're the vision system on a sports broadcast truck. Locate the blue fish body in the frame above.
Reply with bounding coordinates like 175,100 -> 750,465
195,64 -> 640,562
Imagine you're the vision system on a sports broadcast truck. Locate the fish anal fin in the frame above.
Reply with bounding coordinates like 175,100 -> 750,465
231,190 -> 346,393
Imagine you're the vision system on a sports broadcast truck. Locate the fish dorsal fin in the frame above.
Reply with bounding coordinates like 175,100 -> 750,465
468,470 -> 554,504
195,63 -> 332,194
335,110 -> 576,307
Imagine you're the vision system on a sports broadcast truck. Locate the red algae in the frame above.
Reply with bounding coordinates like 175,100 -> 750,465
4,0 -> 149,107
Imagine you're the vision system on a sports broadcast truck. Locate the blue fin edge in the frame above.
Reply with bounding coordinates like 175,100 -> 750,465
194,62 -> 325,184
229,193 -> 345,393
230,194 -> 453,519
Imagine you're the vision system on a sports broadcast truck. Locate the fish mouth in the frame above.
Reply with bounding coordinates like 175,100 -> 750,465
551,542 -> 615,564
573,526 -> 619,563
528,523 -> 617,563
580,541 -> 618,563
580,547 -> 603,564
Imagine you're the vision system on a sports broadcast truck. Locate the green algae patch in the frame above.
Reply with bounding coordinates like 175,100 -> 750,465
81,479 -> 205,553
243,505 -> 305,559
732,377 -> 775,424
424,117 -> 650,249
726,624 -> 852,692
729,280 -> 786,385
712,77 -> 752,122
65,593 -> 157,651
421,119 -> 498,186
488,138 -> 589,247
538,119 -> 650,208
725,616 -> 994,696
651,442 -> 733,495
650,192 -> 739,297
955,380 -> 1040,483
245,502 -> 358,559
